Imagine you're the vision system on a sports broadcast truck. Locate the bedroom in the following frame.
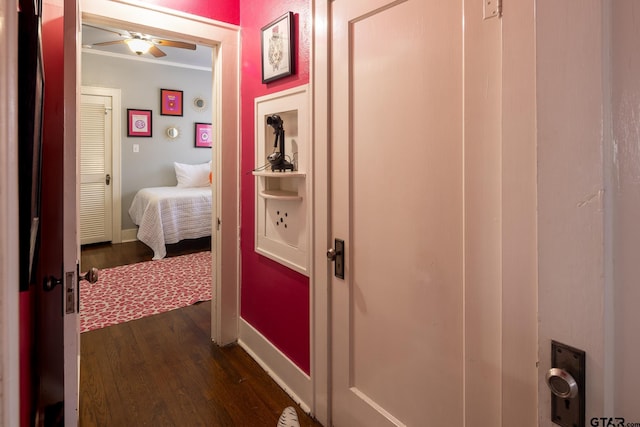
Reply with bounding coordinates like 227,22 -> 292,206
80,25 -> 214,261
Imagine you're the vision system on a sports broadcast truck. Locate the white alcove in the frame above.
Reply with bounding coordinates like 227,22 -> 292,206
253,85 -> 310,275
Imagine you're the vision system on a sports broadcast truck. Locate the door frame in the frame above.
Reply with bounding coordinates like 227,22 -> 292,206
79,0 -> 241,344
80,86 -> 122,245
0,0 -> 21,424
311,1 -> 330,426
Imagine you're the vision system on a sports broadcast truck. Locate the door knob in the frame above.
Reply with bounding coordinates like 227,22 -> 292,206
545,367 -> 578,399
80,267 -> 99,284
327,248 -> 338,260
105,174 -> 111,185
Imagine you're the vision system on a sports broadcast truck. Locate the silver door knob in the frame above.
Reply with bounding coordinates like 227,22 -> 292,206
327,248 -> 337,261
545,368 -> 578,399
80,267 -> 99,284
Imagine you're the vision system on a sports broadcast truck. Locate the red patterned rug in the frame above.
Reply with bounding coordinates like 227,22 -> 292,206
80,251 -> 212,333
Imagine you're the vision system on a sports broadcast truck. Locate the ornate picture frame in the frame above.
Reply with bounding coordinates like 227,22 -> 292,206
261,12 -> 295,84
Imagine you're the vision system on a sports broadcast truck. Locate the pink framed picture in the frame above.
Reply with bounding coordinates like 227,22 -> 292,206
160,88 -> 183,116
195,122 -> 212,148
127,109 -> 152,137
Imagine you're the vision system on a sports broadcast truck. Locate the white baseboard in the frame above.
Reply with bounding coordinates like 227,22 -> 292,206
238,318 -> 312,413
121,228 -> 138,242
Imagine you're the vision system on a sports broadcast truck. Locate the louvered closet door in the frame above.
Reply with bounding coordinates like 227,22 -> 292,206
80,93 -> 113,244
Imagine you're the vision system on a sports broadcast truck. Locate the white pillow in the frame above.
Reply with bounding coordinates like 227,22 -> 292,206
174,161 -> 211,187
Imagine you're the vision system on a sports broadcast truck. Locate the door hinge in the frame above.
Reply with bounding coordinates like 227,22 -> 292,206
483,0 -> 502,20
217,217 -> 221,231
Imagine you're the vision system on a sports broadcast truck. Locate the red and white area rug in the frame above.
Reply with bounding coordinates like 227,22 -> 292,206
80,251 -> 212,333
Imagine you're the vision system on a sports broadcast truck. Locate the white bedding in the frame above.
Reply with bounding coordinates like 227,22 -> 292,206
129,186 -> 212,260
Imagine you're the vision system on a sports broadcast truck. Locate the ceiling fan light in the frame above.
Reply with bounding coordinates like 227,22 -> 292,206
125,38 -> 152,55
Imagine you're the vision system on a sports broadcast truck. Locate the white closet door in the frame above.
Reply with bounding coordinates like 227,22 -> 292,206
80,93 -> 113,244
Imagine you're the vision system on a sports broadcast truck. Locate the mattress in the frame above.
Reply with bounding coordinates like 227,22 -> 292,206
128,186 -> 212,260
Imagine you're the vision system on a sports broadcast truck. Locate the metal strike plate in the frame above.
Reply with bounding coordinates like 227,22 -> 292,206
334,238 -> 344,279
65,271 -> 75,314
550,340 -> 585,427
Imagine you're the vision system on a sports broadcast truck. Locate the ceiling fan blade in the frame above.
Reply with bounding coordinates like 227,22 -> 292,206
84,23 -> 130,38
153,39 -> 197,50
149,44 -> 167,58
93,40 -> 128,47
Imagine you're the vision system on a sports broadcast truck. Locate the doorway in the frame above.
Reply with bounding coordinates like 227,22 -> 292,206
79,0 -> 240,347
57,1 -> 241,422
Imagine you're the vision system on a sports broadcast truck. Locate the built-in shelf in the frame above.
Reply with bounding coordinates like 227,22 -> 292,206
253,170 -> 305,200
259,190 -> 303,200
254,85 -> 310,276
252,171 -> 306,178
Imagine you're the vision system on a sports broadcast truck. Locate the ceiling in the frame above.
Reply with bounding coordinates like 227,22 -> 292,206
81,24 -> 213,69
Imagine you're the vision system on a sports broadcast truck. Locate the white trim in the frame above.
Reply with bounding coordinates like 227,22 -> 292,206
80,85 -> 123,244
0,0 -> 21,424
238,318 -> 312,413
120,228 -> 138,242
311,0 -> 331,425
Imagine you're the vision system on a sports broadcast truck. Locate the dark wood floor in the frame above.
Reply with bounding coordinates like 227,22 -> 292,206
79,239 -> 322,427
80,236 -> 212,271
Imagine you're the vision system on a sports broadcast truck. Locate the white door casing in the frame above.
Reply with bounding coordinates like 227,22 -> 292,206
80,90 -> 115,245
0,0 -> 21,424
79,0 -> 240,343
330,0 -> 464,425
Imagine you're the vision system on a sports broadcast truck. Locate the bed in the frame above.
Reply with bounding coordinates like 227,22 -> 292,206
129,186 -> 212,260
129,161 -> 213,260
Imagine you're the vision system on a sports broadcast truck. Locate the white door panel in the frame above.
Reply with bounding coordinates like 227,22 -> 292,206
80,92 -> 113,244
331,0 -> 463,425
64,0 -> 81,423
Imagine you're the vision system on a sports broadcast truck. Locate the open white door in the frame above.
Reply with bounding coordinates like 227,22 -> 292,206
330,0 -> 464,425
63,0 -> 81,423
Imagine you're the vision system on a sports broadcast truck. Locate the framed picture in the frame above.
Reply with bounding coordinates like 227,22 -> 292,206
127,109 -> 152,137
160,88 -> 183,116
261,12 -> 295,84
195,122 -> 213,148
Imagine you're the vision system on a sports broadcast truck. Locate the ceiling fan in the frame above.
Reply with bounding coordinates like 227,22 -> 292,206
87,25 -> 196,57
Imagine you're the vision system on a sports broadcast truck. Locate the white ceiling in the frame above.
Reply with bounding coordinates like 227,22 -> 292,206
81,24 -> 213,69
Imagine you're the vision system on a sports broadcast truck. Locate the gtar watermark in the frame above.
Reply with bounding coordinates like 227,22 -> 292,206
590,418 -> 640,427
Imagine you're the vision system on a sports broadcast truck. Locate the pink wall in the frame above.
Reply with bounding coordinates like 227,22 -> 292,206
240,0 -> 311,374
137,0 -> 239,25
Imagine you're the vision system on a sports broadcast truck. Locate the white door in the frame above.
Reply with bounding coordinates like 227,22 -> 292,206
330,0 -> 464,425
80,91 -> 113,244
64,0 -> 81,422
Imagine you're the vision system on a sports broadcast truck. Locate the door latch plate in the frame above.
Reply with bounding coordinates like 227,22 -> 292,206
65,271 -> 76,314
550,340 -> 585,427
334,238 -> 344,279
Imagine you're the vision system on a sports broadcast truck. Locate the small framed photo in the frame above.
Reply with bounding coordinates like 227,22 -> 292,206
160,88 -> 183,116
127,109 -> 152,137
261,12 -> 295,84
195,122 -> 212,148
